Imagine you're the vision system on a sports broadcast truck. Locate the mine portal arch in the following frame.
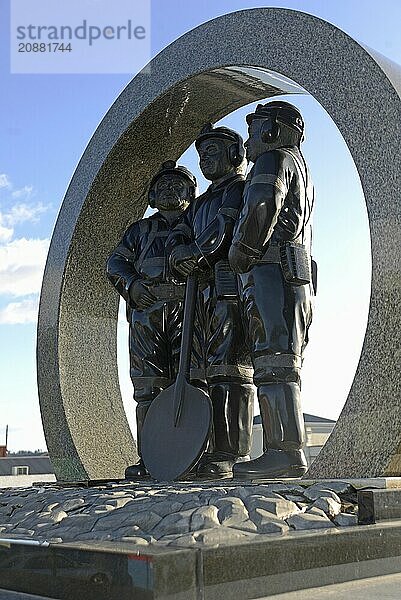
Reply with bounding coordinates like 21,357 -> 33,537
37,8 -> 401,480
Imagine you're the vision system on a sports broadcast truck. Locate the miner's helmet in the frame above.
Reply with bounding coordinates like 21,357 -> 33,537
195,123 -> 245,168
148,160 -> 197,207
246,101 -> 305,143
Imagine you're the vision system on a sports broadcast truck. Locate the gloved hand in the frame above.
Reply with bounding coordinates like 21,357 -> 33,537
170,243 -> 199,277
129,280 -> 156,309
228,244 -> 255,274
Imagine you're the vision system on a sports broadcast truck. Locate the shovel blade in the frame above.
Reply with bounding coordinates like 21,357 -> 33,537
141,381 -> 212,481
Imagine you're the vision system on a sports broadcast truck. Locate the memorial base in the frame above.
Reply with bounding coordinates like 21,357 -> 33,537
1,478 -> 401,598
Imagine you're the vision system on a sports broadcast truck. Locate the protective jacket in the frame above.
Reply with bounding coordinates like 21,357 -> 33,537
107,211 -> 190,392
231,147 -> 314,452
181,173 -> 254,458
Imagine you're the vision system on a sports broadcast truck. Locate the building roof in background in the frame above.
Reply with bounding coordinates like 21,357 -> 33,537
253,413 -> 336,425
303,413 -> 336,423
0,456 -> 54,476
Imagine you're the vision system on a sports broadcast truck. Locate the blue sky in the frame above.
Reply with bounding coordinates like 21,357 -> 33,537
1,0 -> 400,451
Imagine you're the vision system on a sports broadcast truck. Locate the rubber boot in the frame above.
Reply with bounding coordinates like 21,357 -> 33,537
233,382 -> 307,479
197,381 -> 254,479
125,400 -> 152,480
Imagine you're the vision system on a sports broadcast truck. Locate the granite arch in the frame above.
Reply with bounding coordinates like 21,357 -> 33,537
37,8 -> 401,480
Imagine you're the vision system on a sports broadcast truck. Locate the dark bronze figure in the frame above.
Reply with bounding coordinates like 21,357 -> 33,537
170,124 -> 254,479
229,101 -> 315,479
106,161 -> 197,479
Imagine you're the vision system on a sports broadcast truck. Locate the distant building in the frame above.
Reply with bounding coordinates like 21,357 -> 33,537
0,455 -> 56,488
251,413 -> 336,466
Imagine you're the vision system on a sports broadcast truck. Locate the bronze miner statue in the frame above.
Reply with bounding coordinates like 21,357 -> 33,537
107,160 -> 197,479
170,124 -> 255,479
229,101 -> 315,479
107,101 -> 315,482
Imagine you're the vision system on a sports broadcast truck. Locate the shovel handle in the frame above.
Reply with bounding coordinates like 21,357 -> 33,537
177,273 -> 198,380
174,273 -> 198,426
173,375 -> 186,427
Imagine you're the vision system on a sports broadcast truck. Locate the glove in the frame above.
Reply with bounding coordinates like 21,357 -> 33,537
129,280 -> 156,309
170,243 -> 200,277
228,244 -> 255,274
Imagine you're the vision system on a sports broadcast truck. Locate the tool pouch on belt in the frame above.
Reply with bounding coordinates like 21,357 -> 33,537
151,283 -> 185,302
279,242 -> 311,286
215,259 -> 238,299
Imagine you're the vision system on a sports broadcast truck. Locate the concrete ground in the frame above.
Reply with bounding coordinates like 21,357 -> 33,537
264,572 -> 401,599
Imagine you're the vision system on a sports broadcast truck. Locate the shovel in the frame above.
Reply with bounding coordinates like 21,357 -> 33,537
141,273 -> 212,481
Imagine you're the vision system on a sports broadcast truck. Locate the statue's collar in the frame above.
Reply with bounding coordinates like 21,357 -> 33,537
154,210 -> 183,226
208,172 -> 243,193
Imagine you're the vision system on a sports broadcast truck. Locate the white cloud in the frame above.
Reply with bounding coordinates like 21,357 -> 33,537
0,224 -> 13,243
0,297 -> 39,324
0,174 -> 11,190
0,174 -> 49,249
0,238 -> 50,297
2,202 -> 49,227
11,185 -> 34,199
0,177 -> 51,323
0,172 -> 49,229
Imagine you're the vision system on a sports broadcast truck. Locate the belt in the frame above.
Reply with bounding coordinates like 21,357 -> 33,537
260,245 -> 281,264
136,257 -> 165,269
260,243 -> 307,264
151,282 -> 185,301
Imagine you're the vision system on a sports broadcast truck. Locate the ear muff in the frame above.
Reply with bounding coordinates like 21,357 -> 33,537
148,187 -> 156,208
260,116 -> 280,144
228,141 -> 245,167
183,184 -> 196,203
187,185 -> 196,202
